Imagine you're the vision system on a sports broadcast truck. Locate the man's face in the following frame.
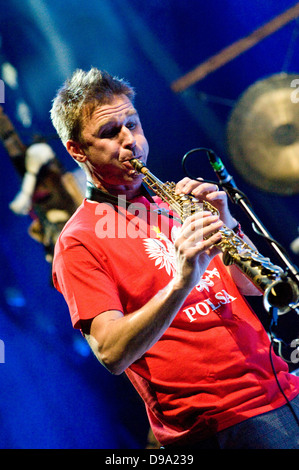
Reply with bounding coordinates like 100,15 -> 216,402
78,94 -> 149,194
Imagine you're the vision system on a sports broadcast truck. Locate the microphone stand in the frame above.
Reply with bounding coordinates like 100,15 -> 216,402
226,185 -> 299,370
222,184 -> 299,299
181,147 -> 299,302
182,147 -> 299,315
182,148 -> 299,365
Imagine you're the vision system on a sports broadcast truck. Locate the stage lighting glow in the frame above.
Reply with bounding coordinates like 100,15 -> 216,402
73,335 -> 91,357
1,62 -> 18,89
16,100 -> 32,128
4,287 -> 26,308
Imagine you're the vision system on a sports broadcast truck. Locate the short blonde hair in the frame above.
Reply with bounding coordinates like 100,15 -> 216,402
50,68 -> 135,147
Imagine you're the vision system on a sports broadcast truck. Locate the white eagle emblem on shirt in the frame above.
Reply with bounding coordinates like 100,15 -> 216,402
143,226 -> 220,291
143,226 -> 178,277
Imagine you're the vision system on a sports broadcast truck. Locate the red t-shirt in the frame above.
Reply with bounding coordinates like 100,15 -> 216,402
53,196 -> 299,446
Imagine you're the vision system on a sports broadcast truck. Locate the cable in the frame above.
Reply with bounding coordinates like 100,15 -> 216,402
181,147 -> 252,204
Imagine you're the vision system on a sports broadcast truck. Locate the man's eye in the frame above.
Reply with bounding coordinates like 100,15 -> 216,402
126,121 -> 137,130
101,127 -> 120,138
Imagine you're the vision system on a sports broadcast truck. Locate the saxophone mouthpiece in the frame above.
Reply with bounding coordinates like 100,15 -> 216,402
130,158 -> 146,173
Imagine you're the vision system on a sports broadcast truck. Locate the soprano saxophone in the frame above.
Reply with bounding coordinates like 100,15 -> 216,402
130,158 -> 299,313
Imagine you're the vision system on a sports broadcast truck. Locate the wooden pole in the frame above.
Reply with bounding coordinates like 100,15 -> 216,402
171,3 -> 299,92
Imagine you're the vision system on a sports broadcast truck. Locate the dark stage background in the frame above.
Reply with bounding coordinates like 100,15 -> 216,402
0,0 -> 299,449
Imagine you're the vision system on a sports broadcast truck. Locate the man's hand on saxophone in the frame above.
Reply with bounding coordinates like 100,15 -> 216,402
175,176 -> 238,229
173,210 -> 223,291
174,177 -> 262,296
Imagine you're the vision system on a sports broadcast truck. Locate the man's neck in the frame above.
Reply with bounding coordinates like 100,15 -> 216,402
89,178 -> 143,201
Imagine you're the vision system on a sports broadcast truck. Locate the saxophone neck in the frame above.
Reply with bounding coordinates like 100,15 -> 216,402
130,158 -> 183,216
130,158 -> 165,192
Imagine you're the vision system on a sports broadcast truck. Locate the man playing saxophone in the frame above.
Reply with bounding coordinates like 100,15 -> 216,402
50,68 -> 299,449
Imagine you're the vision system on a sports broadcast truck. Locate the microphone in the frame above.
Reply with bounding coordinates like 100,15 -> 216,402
207,150 -> 237,189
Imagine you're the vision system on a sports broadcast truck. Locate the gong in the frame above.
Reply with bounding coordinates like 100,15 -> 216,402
227,73 -> 299,195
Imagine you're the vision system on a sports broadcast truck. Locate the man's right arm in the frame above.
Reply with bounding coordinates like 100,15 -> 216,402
83,211 -> 223,374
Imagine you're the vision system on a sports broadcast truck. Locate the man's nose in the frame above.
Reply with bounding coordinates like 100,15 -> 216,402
121,125 -> 136,149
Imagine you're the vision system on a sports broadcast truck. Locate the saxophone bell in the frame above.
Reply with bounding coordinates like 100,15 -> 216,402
263,276 -> 299,315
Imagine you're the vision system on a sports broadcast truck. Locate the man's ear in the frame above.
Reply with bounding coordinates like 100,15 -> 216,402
66,140 -> 87,164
